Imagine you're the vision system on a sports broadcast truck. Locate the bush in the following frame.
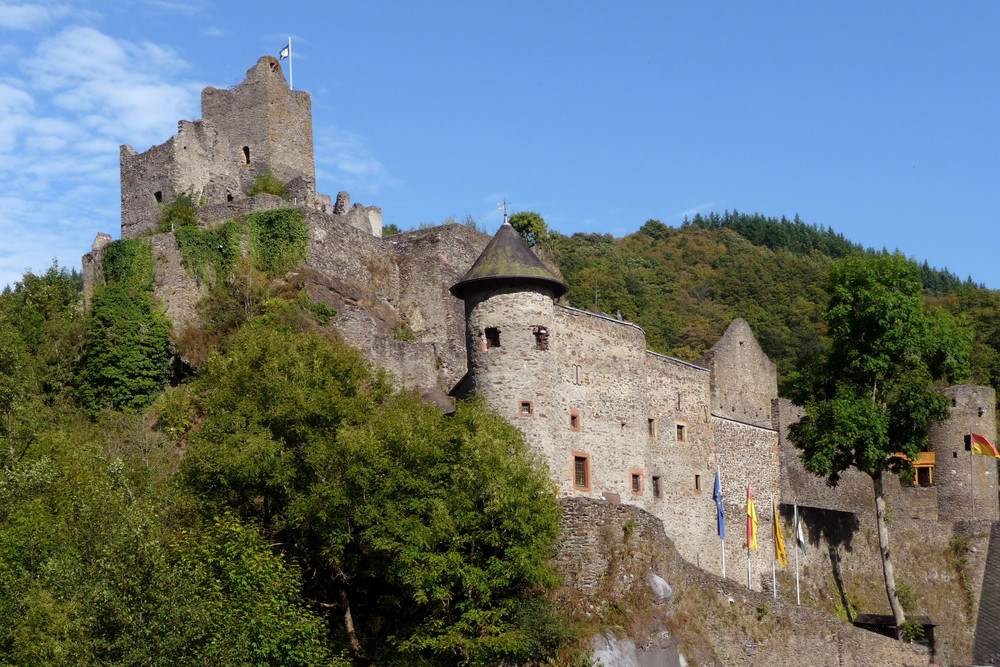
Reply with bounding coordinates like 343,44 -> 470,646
248,169 -> 288,199
156,194 -> 199,233
102,239 -> 155,293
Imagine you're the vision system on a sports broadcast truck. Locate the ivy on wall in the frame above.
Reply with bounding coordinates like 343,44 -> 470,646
175,220 -> 243,286
102,238 -> 156,292
246,208 -> 307,277
81,237 -> 172,417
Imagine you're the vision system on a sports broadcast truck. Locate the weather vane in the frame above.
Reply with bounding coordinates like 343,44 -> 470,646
497,198 -> 510,224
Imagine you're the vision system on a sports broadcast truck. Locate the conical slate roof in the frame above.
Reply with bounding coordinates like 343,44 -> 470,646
450,222 -> 568,299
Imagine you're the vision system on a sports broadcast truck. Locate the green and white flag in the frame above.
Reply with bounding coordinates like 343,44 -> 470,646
795,505 -> 807,555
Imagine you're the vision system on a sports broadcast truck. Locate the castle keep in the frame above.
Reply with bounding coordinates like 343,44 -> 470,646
83,56 -> 1000,662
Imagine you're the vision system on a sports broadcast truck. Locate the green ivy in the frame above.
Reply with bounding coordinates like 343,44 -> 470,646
78,285 -> 172,417
102,238 -> 155,292
156,193 -> 199,233
247,208 -> 307,277
293,293 -> 336,325
175,220 -> 243,286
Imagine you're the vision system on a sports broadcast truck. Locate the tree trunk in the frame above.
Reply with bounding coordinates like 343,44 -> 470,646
873,468 -> 906,639
338,586 -> 362,654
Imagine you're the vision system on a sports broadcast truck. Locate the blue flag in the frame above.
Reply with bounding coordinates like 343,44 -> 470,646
713,471 -> 725,540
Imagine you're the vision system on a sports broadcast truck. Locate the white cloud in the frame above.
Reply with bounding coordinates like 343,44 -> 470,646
315,129 -> 398,197
670,201 -> 718,220
0,2 -> 71,30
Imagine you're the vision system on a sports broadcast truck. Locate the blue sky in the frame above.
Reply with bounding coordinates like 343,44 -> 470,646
2,1 -> 999,290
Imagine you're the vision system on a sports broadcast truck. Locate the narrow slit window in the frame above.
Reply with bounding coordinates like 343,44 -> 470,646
676,423 -> 687,443
632,474 -> 641,493
243,146 -> 251,165
533,325 -> 550,350
154,190 -> 163,204
573,453 -> 590,491
519,400 -> 533,417
485,327 -> 501,349
694,474 -> 702,492
648,417 -> 657,438
651,475 -> 662,498
630,468 -> 644,495
570,410 -> 581,432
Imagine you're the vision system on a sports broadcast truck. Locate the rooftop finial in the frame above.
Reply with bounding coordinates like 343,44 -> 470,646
498,198 -> 510,225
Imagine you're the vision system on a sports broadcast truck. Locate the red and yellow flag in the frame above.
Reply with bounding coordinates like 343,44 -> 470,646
971,433 -> 1000,458
746,484 -> 758,552
772,496 -> 787,566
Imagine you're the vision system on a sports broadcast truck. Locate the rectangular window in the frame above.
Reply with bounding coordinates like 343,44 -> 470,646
519,400 -> 533,417
648,417 -> 657,438
573,453 -> 590,491
676,423 -> 687,443
485,327 -> 501,348
533,325 -> 550,351
694,474 -> 702,493
570,409 -> 581,432
630,467 -> 644,496
651,475 -> 662,498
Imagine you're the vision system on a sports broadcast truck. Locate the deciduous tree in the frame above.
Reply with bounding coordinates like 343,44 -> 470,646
788,253 -> 970,637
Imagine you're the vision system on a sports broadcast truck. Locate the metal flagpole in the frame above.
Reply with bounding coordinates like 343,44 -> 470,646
288,37 -> 293,90
794,504 -> 801,606
971,434 -> 975,519
746,479 -> 752,590
719,467 -> 726,579
771,493 -> 776,600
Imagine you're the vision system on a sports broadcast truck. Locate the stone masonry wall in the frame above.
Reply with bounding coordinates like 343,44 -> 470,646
696,318 -> 778,428
930,385 -> 999,522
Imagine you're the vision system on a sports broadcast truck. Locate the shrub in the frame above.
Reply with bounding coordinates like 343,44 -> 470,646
248,169 -> 288,199
174,219 -> 243,286
102,239 -> 155,293
156,193 -> 199,233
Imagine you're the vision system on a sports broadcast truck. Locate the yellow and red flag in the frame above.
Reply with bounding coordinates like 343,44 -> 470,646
772,496 -> 787,566
971,433 -> 1000,458
746,484 -> 758,552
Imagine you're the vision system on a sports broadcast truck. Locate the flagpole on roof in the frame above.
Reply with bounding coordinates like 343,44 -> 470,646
280,38 -> 293,90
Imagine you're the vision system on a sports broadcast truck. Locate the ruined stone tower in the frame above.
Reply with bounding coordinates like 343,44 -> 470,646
119,56 -> 326,239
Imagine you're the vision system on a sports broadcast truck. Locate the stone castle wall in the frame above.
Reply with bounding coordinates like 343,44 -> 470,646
697,318 -> 778,428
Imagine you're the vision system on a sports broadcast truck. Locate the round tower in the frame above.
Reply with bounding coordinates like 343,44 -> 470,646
450,222 -> 567,418
928,385 -> 999,522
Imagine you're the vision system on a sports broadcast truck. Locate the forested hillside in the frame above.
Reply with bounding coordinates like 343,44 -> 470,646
541,211 -> 1000,393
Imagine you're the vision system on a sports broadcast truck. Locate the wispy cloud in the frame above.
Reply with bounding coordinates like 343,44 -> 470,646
0,23 -> 203,288
669,201 -> 718,220
314,129 -> 398,198
0,2 -> 72,30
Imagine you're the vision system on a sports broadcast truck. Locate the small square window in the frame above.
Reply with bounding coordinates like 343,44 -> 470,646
570,410 -> 581,432
485,327 -> 501,349
648,417 -> 657,438
630,468 -> 644,495
694,474 -> 702,493
676,423 -> 687,443
519,400 -> 533,417
573,453 -> 590,491
651,475 -> 662,498
533,325 -> 550,351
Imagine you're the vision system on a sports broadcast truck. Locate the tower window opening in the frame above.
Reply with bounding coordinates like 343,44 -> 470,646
648,417 -> 657,438
569,410 -> 581,432
573,453 -> 590,491
533,325 -> 549,350
630,467 -> 644,495
485,327 -> 501,348
651,475 -> 662,498
676,423 -> 687,443
519,400 -> 533,417
154,191 -> 162,204
243,146 -> 251,165
694,474 -> 702,492
632,474 -> 641,493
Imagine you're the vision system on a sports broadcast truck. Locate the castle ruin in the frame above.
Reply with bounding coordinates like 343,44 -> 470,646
83,56 -> 1000,664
